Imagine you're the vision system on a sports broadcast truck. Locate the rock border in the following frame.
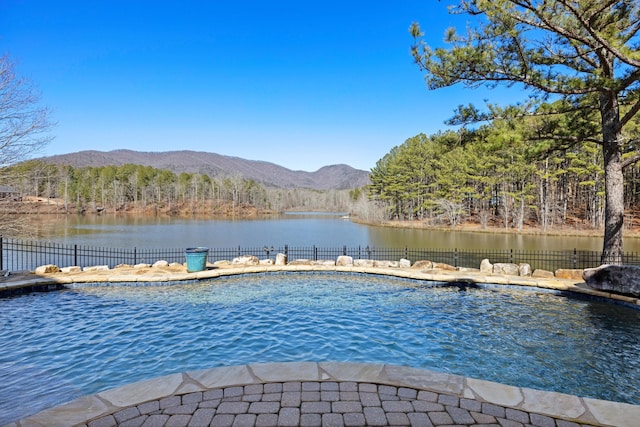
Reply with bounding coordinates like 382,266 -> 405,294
2,255 -> 638,309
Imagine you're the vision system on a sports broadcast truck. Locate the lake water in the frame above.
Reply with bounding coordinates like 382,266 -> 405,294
30,212 -> 640,252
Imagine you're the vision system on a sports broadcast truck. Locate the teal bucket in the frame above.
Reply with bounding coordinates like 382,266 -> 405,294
185,247 -> 209,272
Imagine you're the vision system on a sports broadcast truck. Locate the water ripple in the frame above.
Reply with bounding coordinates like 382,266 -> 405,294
1,272 -> 640,424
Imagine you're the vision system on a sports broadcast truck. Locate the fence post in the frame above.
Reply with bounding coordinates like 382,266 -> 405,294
510,249 -> 513,264
405,246 -> 408,259
343,245 -> 347,256
454,248 -> 458,268
74,244 -> 78,267
285,244 -> 288,258
314,245 -> 317,261
573,248 -> 577,269
134,247 -> 137,265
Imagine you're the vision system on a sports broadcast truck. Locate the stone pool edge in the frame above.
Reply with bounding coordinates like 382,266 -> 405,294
7,361 -> 640,427
2,264 -> 639,309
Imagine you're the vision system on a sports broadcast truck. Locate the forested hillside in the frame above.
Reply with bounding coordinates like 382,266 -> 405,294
39,150 -> 370,190
2,161 -> 364,215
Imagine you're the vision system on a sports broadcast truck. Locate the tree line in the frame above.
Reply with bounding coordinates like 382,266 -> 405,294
3,160 -> 362,215
367,127 -> 617,231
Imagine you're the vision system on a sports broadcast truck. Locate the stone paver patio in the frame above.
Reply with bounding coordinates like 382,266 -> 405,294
7,362 -> 640,427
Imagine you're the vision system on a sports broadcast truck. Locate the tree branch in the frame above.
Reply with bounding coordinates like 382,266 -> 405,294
622,151 -> 640,169
557,0 -> 640,68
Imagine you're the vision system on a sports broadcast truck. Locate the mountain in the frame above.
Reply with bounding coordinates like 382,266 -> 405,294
39,150 -> 371,190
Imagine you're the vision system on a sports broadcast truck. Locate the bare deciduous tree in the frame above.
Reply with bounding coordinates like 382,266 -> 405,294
0,54 -> 52,167
0,53 -> 53,236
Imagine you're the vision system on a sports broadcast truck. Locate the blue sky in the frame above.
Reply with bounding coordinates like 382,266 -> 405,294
1,1 -> 520,172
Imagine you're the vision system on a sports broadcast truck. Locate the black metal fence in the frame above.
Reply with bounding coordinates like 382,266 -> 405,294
3,236 -> 640,273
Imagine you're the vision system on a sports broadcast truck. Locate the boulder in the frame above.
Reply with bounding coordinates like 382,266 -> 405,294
83,265 -> 110,272
493,263 -> 520,276
311,260 -> 336,266
354,259 -> 374,267
374,260 -> 398,268
555,269 -> 584,280
213,260 -> 230,267
532,269 -> 554,278
479,259 -> 493,273
411,260 -> 433,269
232,255 -> 259,265
134,263 -> 151,269
114,264 -> 132,269
432,262 -> 456,271
288,259 -> 312,265
336,255 -> 354,266
399,258 -> 411,268
259,259 -> 274,265
152,260 -> 169,268
583,264 -> 640,297
61,266 -> 82,273
275,253 -> 287,266
457,267 -> 480,272
35,264 -> 60,274
518,263 -> 532,277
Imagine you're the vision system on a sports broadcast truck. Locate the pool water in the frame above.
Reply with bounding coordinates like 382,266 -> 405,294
1,272 -> 639,424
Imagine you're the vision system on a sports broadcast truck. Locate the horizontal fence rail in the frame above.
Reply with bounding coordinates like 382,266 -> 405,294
3,237 -> 640,274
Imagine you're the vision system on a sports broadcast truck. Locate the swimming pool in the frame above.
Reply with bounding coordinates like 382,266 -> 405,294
1,272 -> 639,424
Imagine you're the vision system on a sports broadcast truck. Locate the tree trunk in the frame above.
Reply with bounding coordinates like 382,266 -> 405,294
602,144 -> 624,264
601,92 -> 624,265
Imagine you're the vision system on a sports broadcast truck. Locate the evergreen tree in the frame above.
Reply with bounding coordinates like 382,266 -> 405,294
411,0 -> 640,263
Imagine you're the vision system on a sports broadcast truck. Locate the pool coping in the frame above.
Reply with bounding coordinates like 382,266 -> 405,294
7,362 -> 640,427
2,264 -> 639,309
2,265 -> 640,426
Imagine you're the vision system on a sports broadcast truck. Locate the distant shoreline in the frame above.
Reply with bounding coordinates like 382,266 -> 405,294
351,217 -> 640,240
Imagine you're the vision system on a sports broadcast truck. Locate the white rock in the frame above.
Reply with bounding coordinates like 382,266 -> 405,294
35,264 -> 60,274
82,265 -> 110,272
480,259 -> 493,273
410,260 -> 433,269
493,263 -> 520,276
518,263 -> 532,277
311,260 -> 336,266
336,256 -> 353,266
232,255 -> 259,265
374,260 -> 394,268
275,253 -> 287,265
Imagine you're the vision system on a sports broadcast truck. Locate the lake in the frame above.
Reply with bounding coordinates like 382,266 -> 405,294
27,212 -> 640,253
